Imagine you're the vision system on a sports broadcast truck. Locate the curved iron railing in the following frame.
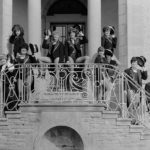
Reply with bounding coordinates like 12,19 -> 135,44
0,63 -> 149,127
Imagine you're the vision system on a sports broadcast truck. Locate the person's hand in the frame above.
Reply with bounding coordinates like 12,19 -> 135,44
111,34 -> 116,38
16,53 -> 21,58
45,35 -> 49,40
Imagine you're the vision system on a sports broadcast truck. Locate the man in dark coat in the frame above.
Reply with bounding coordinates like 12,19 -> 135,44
42,31 -> 64,63
124,57 -> 148,108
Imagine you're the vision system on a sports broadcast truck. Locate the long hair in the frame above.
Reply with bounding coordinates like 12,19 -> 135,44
12,24 -> 24,36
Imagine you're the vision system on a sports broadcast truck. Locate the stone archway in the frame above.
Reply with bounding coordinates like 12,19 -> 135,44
36,126 -> 84,150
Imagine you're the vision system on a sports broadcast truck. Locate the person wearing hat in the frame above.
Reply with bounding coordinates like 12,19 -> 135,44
15,43 -> 38,101
94,47 -> 107,101
94,46 -> 106,63
124,57 -> 148,123
9,24 -> 25,58
42,31 -> 64,64
64,28 -> 89,65
73,24 -> 88,44
102,49 -> 119,102
1,54 -> 19,111
101,25 -> 117,53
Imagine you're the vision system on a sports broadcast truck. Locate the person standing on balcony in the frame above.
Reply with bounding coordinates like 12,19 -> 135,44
64,28 -> 89,64
73,24 -> 88,45
15,43 -> 38,102
101,26 -> 120,65
124,57 -> 148,124
94,46 -> 107,101
101,26 -> 117,53
40,31 -> 65,79
103,49 -> 119,103
9,24 -> 25,58
42,31 -> 64,63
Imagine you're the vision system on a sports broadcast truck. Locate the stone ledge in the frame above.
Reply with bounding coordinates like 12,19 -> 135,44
102,111 -> 120,119
129,125 -> 144,133
20,103 -> 106,112
116,118 -> 132,126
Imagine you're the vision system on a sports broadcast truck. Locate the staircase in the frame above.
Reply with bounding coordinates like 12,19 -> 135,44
0,104 -> 150,150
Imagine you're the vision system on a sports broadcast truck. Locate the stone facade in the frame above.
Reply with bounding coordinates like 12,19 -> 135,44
0,105 -> 150,150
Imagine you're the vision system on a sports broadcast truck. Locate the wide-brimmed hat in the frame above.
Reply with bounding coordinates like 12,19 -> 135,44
105,49 -> 113,57
29,43 -> 38,55
136,56 -> 146,67
108,25 -> 115,35
68,27 -> 77,34
103,26 -> 111,33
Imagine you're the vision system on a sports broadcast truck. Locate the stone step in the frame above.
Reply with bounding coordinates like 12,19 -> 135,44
5,111 -> 21,119
0,118 -> 8,126
129,125 -> 144,133
102,110 -> 120,119
141,133 -> 150,140
116,118 -> 132,126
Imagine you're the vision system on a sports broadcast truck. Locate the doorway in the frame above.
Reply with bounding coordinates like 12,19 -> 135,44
50,23 -> 86,44
44,126 -> 84,150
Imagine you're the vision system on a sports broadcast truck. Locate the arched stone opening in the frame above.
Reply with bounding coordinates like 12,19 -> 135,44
36,126 -> 84,150
46,0 -> 87,15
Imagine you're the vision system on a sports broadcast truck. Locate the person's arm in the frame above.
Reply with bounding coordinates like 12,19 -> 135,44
141,70 -> 148,80
42,39 -> 50,49
101,36 -> 105,48
112,36 -> 117,49
9,34 -> 16,44
79,35 -> 88,44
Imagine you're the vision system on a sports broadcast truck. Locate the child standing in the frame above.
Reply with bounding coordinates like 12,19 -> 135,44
9,24 -> 25,58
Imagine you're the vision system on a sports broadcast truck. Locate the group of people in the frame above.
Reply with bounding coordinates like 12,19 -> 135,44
0,23 -> 150,115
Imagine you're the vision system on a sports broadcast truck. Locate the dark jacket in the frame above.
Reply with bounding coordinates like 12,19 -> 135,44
124,67 -> 147,91
42,40 -> 64,63
9,35 -> 25,57
64,39 -> 81,62
101,35 -> 117,53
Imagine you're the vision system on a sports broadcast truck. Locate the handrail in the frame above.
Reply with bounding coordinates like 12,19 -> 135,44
0,63 -> 149,127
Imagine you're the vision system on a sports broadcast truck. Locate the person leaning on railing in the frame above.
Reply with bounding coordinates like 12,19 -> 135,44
0,54 -> 18,111
40,31 -> 65,78
103,49 -> 119,102
94,46 -> 107,101
64,27 -> 89,65
15,43 -> 39,102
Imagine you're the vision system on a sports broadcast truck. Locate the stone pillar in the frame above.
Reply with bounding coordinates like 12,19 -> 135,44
118,0 -> 128,70
1,0 -> 13,54
119,0 -> 150,69
28,0 -> 41,48
88,0 -> 101,58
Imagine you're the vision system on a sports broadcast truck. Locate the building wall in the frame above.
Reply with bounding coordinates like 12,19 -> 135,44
13,0 -> 28,42
102,0 -> 118,57
4,105 -> 148,150
0,0 -> 3,53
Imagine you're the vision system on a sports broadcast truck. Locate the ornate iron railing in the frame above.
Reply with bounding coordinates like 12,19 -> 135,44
0,63 -> 149,127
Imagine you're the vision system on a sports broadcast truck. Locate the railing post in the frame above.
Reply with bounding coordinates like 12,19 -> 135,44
0,74 -> 2,117
121,72 -> 126,118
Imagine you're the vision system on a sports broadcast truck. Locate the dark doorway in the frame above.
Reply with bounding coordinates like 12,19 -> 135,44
45,126 -> 84,150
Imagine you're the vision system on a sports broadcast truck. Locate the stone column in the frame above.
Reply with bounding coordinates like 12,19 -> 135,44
88,0 -> 101,58
1,0 -> 13,54
28,0 -> 41,49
